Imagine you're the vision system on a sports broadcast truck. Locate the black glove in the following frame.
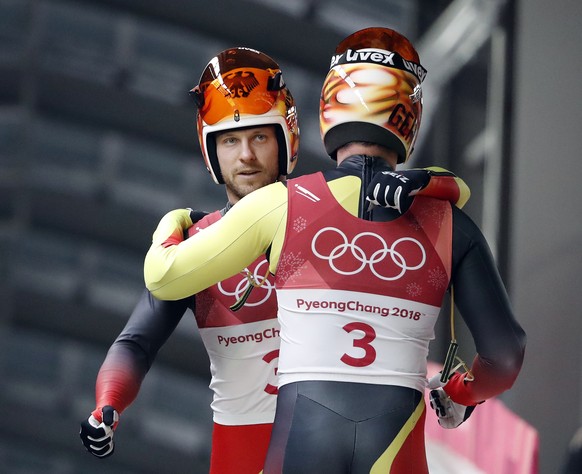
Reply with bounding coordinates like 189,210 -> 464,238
366,169 -> 431,214
80,405 -> 119,458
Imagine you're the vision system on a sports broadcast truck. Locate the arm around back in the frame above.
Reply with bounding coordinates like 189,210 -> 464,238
448,208 -> 526,404
144,183 -> 288,300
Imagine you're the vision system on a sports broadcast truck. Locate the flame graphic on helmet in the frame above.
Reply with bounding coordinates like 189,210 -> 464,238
320,62 -> 422,163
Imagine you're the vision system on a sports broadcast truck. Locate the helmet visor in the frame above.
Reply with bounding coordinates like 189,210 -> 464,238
193,48 -> 285,126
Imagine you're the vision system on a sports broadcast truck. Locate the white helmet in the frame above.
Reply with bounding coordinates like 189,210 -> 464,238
191,47 -> 300,184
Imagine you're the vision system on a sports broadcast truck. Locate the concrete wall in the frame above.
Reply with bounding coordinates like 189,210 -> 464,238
509,0 -> 582,472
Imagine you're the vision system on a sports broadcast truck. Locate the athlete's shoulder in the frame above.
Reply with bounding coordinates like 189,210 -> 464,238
241,181 -> 288,202
189,209 -> 211,223
451,206 -> 492,256
222,182 -> 288,226
321,165 -> 360,183
419,167 -> 471,209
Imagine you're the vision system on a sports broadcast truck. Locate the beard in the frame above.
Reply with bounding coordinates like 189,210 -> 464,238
224,168 -> 279,201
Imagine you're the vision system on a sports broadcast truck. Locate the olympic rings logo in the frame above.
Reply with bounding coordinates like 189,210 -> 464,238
218,259 -> 275,306
311,227 -> 426,281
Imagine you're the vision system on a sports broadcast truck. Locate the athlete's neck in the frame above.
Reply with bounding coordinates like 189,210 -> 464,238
336,143 -> 398,169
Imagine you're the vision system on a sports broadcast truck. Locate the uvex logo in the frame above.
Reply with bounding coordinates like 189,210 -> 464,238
330,48 -> 395,68
402,59 -> 427,83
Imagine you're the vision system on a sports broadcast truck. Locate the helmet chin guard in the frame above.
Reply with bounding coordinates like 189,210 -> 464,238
320,27 -> 426,164
191,47 -> 299,184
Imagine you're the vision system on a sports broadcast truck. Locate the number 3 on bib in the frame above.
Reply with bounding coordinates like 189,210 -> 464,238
340,322 -> 377,367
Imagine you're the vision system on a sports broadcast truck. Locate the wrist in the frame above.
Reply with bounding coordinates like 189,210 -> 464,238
152,209 -> 193,247
91,407 -> 103,422
443,372 -> 479,406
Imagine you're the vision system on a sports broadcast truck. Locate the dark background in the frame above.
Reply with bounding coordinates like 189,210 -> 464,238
1,0 -> 580,472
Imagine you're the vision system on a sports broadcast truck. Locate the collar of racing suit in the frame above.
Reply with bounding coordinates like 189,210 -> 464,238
220,201 -> 233,216
336,154 -> 398,221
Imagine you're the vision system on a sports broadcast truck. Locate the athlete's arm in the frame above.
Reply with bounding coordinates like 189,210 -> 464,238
418,167 -> 470,209
366,167 -> 471,214
94,209 -> 212,413
445,208 -> 526,405
80,290 -> 190,457
94,290 -> 191,415
144,182 -> 288,300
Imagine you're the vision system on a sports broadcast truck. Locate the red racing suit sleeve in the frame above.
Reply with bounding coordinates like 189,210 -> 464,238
417,166 -> 471,209
94,211 -> 212,417
93,290 -> 191,417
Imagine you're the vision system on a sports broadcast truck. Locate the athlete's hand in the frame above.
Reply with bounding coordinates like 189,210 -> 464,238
428,371 -> 478,429
428,387 -> 477,429
151,208 -> 194,247
79,405 -> 119,458
366,169 -> 431,213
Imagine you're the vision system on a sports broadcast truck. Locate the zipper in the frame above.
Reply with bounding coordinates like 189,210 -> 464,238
359,155 -> 375,221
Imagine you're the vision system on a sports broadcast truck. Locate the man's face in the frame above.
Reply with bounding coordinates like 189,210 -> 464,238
216,126 -> 280,203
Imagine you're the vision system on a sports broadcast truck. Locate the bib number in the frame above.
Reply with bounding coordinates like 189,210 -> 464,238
262,349 -> 279,394
340,322 -> 377,367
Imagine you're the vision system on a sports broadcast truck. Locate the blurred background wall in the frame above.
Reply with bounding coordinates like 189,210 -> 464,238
0,0 -> 580,472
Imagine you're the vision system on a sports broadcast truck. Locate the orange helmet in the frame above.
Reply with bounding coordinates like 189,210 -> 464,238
319,27 -> 426,164
190,47 -> 300,184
